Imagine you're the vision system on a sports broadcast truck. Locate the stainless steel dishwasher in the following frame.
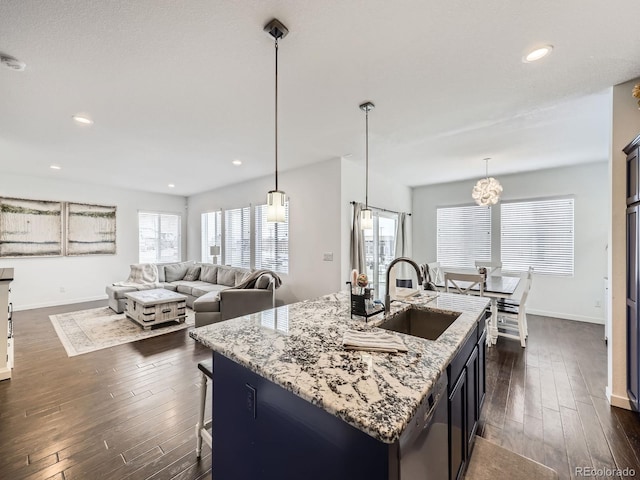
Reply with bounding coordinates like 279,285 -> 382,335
398,372 -> 449,479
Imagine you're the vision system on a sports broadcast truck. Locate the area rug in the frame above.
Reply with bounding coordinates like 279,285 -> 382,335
50,307 -> 195,357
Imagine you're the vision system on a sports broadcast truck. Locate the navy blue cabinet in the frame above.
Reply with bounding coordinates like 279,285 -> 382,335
448,369 -> 466,480
213,353 -> 391,480
478,329 -> 487,412
447,314 -> 488,480
625,135 -> 640,412
210,312 -> 488,479
465,345 -> 479,446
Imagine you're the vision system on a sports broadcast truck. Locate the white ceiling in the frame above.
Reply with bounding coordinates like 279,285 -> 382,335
1,0 -> 639,196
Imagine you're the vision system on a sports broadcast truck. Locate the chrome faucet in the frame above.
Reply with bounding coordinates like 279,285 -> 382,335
385,257 -> 424,313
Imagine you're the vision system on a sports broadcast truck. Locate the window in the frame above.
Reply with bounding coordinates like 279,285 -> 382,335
364,211 -> 397,296
437,205 -> 491,268
224,207 -> 250,268
501,197 -> 574,276
201,211 -> 222,263
201,204 -> 291,272
138,212 -> 181,263
255,203 -> 289,274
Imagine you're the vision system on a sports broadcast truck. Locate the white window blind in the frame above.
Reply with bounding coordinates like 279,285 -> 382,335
437,205 -> 491,269
201,211 -> 222,262
255,203 -> 289,274
501,197 -> 574,276
224,207 -> 250,268
138,212 -> 181,263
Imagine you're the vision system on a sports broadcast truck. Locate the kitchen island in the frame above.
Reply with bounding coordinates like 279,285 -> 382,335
190,290 -> 489,479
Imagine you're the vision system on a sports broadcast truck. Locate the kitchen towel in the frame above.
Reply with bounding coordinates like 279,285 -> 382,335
342,329 -> 408,353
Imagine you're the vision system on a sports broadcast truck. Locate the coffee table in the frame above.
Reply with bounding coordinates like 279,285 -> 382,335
124,288 -> 187,329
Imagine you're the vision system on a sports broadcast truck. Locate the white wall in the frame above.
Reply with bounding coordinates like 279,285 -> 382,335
187,156 -> 413,305
609,78 -> 640,408
340,157 -> 413,286
0,173 -> 187,310
412,162 -> 609,323
187,159 -> 343,305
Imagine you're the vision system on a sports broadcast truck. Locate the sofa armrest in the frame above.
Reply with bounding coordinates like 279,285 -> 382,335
219,288 -> 275,321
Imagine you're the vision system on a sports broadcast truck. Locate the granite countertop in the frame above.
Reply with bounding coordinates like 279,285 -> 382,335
190,290 -> 489,444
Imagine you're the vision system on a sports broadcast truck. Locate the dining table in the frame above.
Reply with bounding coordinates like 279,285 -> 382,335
435,273 -> 521,346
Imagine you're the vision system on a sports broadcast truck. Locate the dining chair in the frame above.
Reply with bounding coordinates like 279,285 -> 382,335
419,264 -> 437,290
444,272 -> 485,296
396,279 -> 413,288
497,266 -> 533,347
475,260 -> 502,275
426,262 -> 444,285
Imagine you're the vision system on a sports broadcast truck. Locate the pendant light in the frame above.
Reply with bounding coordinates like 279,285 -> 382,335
360,101 -> 375,230
472,157 -> 503,206
265,19 -> 289,223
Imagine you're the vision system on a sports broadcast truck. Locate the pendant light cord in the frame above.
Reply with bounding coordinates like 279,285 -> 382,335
365,107 -> 369,208
274,37 -> 279,191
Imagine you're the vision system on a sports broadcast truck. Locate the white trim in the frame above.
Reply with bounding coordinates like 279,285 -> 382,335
500,193 -> 576,205
527,308 -> 604,325
12,294 -> 107,312
0,366 -> 11,381
608,390 -> 632,410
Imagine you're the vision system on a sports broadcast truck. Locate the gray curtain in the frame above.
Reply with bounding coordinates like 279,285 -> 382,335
395,212 -> 407,259
350,202 -> 366,274
393,212 -> 411,284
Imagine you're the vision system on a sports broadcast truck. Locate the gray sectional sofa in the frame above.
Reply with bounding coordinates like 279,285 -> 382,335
106,261 -> 276,327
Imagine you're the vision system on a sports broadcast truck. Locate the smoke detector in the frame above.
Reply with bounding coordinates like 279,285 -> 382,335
1,54 -> 26,72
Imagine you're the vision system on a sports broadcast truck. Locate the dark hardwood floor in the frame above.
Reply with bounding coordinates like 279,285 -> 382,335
478,315 -> 640,480
1,301 -> 639,479
0,300 -> 212,480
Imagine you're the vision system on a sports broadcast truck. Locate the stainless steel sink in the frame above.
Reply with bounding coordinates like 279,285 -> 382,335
379,308 -> 460,341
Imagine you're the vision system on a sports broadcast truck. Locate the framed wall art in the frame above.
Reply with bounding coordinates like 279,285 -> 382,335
0,197 -> 63,257
66,202 -> 116,256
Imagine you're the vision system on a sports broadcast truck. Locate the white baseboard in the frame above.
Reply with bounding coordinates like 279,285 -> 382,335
609,390 -> 632,410
0,366 -> 11,381
527,308 -> 604,325
13,295 -> 108,312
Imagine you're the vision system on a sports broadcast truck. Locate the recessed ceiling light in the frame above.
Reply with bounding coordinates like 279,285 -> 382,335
72,114 -> 94,125
523,45 -> 553,63
232,160 -> 242,166
50,165 -> 62,170
168,184 -> 175,188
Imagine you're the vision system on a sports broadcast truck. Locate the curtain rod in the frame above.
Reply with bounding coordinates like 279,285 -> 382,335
350,201 -> 412,216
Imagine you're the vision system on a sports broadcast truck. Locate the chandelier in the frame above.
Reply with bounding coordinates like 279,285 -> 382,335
472,158 -> 503,206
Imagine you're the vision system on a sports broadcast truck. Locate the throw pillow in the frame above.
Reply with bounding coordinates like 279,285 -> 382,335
255,274 -> 271,289
217,267 -> 237,287
157,265 -> 166,282
200,265 -> 218,283
164,261 -> 193,283
183,266 -> 201,282
235,271 -> 248,286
